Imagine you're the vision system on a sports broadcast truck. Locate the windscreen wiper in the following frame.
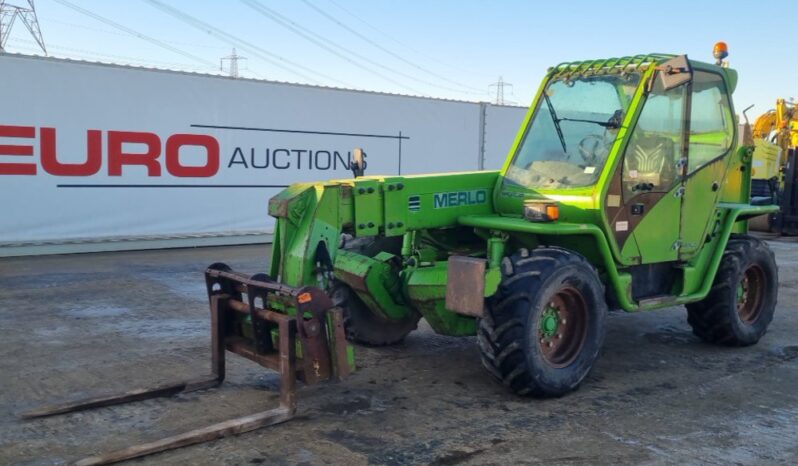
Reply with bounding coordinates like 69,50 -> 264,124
558,117 -> 619,129
558,110 -> 624,129
543,93 -> 567,153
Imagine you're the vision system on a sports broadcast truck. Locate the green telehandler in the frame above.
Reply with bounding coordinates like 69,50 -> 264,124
25,51 -> 780,465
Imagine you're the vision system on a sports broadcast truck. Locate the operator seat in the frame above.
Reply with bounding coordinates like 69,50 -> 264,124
623,132 -> 677,195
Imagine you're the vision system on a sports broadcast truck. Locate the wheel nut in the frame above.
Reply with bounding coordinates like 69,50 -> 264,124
547,342 -> 553,348
557,334 -> 562,339
561,319 -> 567,324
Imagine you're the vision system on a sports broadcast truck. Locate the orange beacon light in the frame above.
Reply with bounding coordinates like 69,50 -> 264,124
713,41 -> 729,65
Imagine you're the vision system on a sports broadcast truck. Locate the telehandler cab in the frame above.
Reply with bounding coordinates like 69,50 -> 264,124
25,48 -> 779,464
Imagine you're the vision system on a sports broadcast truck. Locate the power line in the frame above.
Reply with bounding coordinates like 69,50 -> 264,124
41,15 -> 149,39
40,15 -> 231,50
9,37 -> 276,81
1,0 -> 46,54
142,0 -> 349,87
240,0 -> 424,94
8,36 -> 218,71
51,0 -> 213,68
301,0 -> 486,95
325,0 -> 487,78
245,0 -> 487,97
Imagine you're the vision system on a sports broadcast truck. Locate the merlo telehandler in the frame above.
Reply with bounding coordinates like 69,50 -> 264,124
25,50 -> 780,465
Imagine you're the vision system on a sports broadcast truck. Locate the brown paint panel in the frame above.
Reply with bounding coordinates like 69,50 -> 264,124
611,192 -> 668,248
605,166 -> 672,251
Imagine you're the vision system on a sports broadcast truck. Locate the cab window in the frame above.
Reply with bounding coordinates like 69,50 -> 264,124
621,78 -> 685,200
688,71 -> 734,173
504,73 -> 640,190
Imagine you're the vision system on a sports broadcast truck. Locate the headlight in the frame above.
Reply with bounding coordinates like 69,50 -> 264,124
524,201 -> 559,222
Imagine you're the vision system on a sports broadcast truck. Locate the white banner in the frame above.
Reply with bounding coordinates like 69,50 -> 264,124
0,55 -> 526,251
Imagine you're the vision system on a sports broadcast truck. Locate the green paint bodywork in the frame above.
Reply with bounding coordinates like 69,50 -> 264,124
265,54 -> 778,365
404,263 -> 477,336
334,250 -> 409,321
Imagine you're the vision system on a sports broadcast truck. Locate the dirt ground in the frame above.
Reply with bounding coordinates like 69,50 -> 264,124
1,239 -> 798,466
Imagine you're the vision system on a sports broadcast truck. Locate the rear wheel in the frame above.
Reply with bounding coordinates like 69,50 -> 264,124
478,247 -> 607,397
686,235 -> 778,346
331,235 -> 420,346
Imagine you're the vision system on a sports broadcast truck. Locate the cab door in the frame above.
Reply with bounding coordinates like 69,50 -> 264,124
605,77 -> 687,264
678,70 -> 736,259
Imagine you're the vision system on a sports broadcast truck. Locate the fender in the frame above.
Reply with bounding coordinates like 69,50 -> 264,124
458,203 -> 778,312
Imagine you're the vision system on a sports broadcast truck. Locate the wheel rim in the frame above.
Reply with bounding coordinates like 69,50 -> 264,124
538,287 -> 588,368
737,264 -> 766,324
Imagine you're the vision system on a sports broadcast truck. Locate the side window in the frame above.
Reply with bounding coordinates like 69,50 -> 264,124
688,71 -> 734,173
622,79 -> 686,199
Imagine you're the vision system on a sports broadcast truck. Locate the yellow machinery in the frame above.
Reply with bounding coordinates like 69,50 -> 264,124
752,98 -> 798,152
749,99 -> 798,232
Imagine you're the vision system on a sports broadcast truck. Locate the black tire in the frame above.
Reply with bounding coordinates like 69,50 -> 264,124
686,235 -> 778,346
478,247 -> 607,397
331,235 -> 420,346
330,283 -> 419,346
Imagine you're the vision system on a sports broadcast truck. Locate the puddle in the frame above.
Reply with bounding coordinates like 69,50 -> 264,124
63,305 -> 130,318
642,325 -> 695,345
32,326 -> 71,337
139,272 -> 206,301
100,318 -> 207,340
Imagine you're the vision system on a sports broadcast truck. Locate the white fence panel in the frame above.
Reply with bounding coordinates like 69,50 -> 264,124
0,55 -> 527,255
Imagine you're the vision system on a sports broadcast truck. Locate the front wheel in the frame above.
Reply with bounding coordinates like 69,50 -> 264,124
478,247 -> 607,397
330,283 -> 420,346
331,235 -> 420,346
686,235 -> 778,346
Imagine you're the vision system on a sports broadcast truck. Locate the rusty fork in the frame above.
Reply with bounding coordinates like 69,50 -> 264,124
21,264 -> 351,466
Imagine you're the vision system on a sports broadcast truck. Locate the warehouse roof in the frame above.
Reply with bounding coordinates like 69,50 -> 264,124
1,52 -> 527,108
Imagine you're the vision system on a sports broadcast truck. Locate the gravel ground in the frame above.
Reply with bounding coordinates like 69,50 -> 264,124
1,239 -> 797,465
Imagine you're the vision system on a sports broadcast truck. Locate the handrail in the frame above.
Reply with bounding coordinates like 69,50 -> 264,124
551,53 -> 676,78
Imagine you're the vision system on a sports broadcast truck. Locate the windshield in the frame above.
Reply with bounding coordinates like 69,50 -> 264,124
505,73 -> 641,190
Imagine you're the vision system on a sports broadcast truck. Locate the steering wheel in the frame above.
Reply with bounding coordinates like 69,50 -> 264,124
577,134 -> 604,165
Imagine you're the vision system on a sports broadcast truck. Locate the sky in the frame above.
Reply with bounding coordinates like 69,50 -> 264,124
2,0 -> 795,116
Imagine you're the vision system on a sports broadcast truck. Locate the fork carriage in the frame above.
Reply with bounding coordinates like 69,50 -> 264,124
23,264 -> 352,466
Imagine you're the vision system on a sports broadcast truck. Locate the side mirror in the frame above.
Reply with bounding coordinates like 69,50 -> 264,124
657,55 -> 693,91
352,148 -> 366,178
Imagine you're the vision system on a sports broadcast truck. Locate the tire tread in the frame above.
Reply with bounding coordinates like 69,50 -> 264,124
479,247 -> 605,397
686,234 -> 778,346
